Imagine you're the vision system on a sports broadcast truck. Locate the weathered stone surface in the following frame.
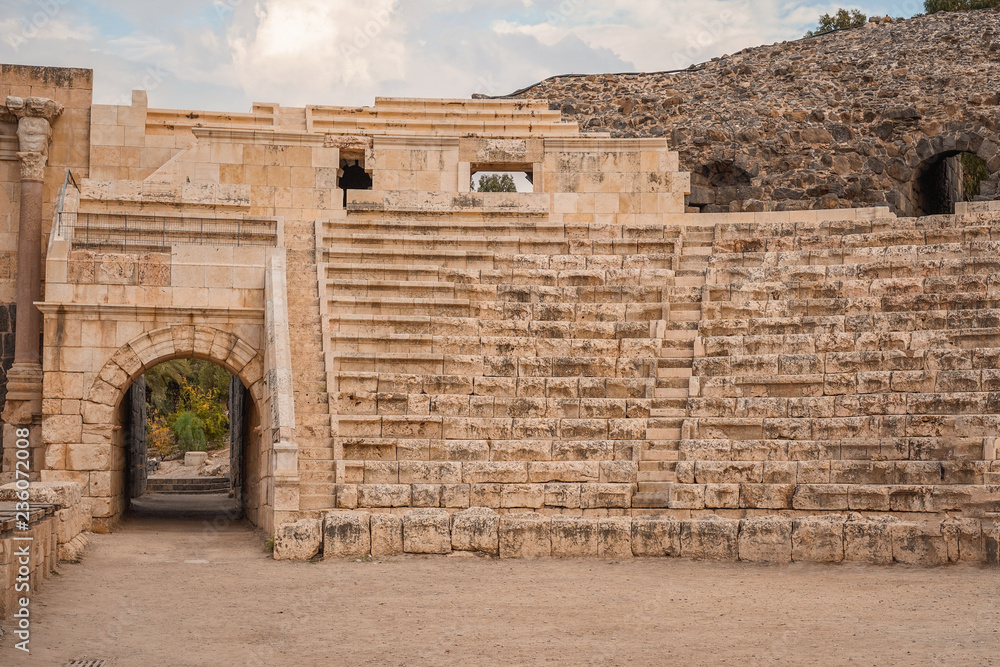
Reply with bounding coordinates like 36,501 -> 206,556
631,516 -> 681,557
738,516 -> 792,563
792,516 -> 845,563
598,517 -> 632,559
323,511 -> 371,558
551,516 -> 598,557
680,516 -> 739,560
370,513 -> 403,556
402,509 -> 452,554
844,515 -> 896,565
499,513 -> 551,558
451,507 -> 499,555
892,523 -> 948,566
273,519 -> 322,561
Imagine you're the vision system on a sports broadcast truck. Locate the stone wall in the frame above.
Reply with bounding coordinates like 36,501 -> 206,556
272,509 -> 1000,564
511,8 -> 1000,216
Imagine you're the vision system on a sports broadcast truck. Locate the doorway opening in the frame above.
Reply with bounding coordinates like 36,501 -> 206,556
911,151 -> 993,216
121,359 -> 262,521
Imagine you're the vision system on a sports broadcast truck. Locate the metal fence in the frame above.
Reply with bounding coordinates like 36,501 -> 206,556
60,212 -> 278,252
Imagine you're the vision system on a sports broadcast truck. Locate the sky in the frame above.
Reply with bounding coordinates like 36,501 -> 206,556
0,0 -> 927,111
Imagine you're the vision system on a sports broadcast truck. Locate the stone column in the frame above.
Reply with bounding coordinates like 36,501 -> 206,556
2,96 -> 63,425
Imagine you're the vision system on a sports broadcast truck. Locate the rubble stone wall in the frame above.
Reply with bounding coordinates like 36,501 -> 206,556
513,9 -> 1000,217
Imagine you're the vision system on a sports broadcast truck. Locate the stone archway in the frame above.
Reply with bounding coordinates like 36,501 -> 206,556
50,325 -> 268,530
895,130 -> 1000,217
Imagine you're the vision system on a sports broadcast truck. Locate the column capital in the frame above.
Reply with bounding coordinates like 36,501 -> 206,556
16,151 -> 47,181
5,96 -> 64,180
4,95 -> 64,123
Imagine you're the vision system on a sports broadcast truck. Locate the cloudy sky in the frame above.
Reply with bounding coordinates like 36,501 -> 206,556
1,0 -> 925,110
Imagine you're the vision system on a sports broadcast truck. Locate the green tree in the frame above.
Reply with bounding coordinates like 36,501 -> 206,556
925,0 -> 1000,12
475,173 -> 518,192
142,359 -> 231,455
805,8 -> 868,36
962,153 -> 990,201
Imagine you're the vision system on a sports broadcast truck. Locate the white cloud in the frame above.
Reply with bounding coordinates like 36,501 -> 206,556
0,0 -> 911,110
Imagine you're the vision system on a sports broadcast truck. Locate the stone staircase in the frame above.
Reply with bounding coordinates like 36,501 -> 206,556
285,218 -> 336,511
145,477 -> 230,494
314,199 -> 692,511
634,225 -> 715,508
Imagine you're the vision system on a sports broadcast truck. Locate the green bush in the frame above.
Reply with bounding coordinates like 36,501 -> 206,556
925,0 -> 1000,13
172,411 -> 207,452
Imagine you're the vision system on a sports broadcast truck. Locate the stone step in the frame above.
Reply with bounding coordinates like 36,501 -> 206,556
145,477 -> 230,494
631,490 -> 671,508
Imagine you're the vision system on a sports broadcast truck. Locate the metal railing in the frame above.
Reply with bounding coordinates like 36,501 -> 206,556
59,211 -> 279,252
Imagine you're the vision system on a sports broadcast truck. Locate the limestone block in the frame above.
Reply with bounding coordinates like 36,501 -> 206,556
598,517 -> 632,559
323,511 -> 371,558
791,515 -> 845,563
551,516 -> 599,557
600,461 -> 638,484
581,483 -> 632,508
470,483 -> 502,508
631,516 -> 681,557
370,513 -> 403,556
792,484 -> 849,510
941,518 -> 984,562
669,484 -> 705,509
0,481 -> 82,506
452,507 -> 500,555
739,484 -> 794,509
411,484 -> 443,507
273,519 -> 322,561
499,513 -> 551,558
738,516 -> 792,563
441,484 -> 471,508
680,516 -> 739,560
892,523 -> 948,565
403,509 -> 452,554
499,484 -> 544,509
844,516 -> 896,564
357,484 -> 411,508
335,484 -> 359,509
705,484 -> 740,509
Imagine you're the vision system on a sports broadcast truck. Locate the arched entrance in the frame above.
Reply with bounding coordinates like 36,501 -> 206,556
64,325 -> 271,530
119,359 -> 264,521
900,133 -> 999,217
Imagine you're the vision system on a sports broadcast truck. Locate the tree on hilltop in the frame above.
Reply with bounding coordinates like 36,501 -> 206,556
805,8 -> 868,36
925,0 -> 1000,13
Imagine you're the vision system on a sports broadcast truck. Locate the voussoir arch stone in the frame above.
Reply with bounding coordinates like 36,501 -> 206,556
86,325 -> 265,412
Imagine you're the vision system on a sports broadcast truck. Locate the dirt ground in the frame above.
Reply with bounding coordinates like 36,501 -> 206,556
1,495 -> 998,666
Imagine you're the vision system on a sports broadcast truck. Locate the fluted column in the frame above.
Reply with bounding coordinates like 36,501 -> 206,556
3,96 -> 63,423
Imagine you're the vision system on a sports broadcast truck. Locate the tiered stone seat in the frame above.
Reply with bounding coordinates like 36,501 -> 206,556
316,203 -> 715,511
675,210 -> 1000,515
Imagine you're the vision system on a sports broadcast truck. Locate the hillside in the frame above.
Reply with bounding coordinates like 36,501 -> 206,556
510,8 -> 1000,214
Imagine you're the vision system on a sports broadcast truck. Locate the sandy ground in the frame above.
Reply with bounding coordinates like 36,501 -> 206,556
1,495 -> 999,666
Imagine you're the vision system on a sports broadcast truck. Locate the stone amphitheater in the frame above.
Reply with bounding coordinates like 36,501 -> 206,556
1,9 -> 1000,606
